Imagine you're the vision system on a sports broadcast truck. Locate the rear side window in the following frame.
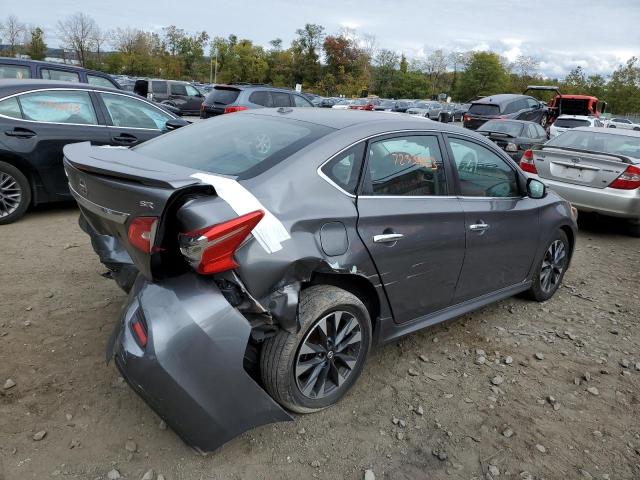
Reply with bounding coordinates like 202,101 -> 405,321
0,97 -> 22,119
249,91 -> 273,107
100,93 -> 173,130
272,92 -> 292,107
87,75 -> 117,88
321,144 -> 365,194
363,135 -> 448,196
134,114 -> 334,178
293,95 -> 313,107
19,90 -> 97,125
170,83 -> 188,96
468,103 -> 500,116
555,118 -> 591,128
151,81 -> 167,94
0,65 -> 31,79
41,69 -> 80,82
206,87 -> 240,105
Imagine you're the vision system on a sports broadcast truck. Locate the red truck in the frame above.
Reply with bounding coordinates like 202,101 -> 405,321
524,86 -> 607,126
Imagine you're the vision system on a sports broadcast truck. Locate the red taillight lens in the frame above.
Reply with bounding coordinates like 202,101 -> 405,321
519,149 -> 538,174
179,210 -> 265,275
463,114 -> 470,122
128,217 -> 158,253
131,316 -> 148,348
223,105 -> 248,114
609,164 -> 640,190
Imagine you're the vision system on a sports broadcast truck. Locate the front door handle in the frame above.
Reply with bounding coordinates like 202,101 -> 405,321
112,133 -> 138,144
5,128 -> 36,138
469,223 -> 489,231
373,233 -> 404,243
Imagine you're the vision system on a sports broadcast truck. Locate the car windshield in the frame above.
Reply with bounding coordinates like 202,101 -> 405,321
134,114 -> 335,178
555,118 -> 591,128
546,130 -> 640,160
478,121 -> 524,136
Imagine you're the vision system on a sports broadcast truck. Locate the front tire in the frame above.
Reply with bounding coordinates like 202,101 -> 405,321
260,285 -> 372,413
0,161 -> 31,225
526,230 -> 569,302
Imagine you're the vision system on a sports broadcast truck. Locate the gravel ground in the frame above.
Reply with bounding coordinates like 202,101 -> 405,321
1,205 -> 639,480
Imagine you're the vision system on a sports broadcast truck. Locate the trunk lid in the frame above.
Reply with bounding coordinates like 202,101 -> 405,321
63,142 -> 212,279
532,146 -> 630,189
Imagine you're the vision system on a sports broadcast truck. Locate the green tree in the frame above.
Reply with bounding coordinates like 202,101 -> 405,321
605,57 -> 640,114
291,23 -> 324,86
26,27 -> 47,60
456,51 -> 508,101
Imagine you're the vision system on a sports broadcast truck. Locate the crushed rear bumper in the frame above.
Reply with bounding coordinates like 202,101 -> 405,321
108,272 -> 292,453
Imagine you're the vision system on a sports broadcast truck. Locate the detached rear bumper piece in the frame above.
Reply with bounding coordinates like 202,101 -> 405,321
109,272 -> 292,453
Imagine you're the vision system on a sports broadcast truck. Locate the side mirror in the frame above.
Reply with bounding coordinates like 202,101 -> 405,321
165,118 -> 188,131
527,178 -> 546,199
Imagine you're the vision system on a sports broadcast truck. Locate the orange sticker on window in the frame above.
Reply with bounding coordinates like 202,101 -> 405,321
391,152 -> 438,170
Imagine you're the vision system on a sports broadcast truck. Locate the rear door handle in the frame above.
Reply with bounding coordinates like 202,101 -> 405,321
112,134 -> 138,144
373,233 -> 404,243
469,223 -> 489,231
5,128 -> 36,138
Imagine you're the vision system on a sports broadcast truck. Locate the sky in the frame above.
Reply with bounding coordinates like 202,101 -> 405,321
5,0 -> 640,79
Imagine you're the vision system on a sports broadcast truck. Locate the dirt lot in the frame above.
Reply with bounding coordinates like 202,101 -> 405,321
1,205 -> 639,480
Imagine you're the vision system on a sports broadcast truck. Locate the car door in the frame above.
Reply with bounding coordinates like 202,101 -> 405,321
1,88 -> 110,199
444,135 -> 540,302
356,133 -> 466,323
96,91 -> 176,146
184,84 -> 204,113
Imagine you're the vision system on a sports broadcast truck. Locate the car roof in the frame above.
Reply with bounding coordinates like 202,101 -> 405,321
572,126 -> 640,138
472,94 -> 529,105
245,107 -> 480,133
481,119 -> 540,126
0,79 -> 132,97
214,83 -> 295,93
0,56 -> 111,76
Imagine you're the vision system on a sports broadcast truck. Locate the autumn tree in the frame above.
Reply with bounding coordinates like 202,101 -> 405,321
0,15 -> 26,56
57,13 -> 97,67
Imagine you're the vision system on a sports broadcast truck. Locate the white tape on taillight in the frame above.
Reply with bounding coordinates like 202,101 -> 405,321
190,173 -> 291,254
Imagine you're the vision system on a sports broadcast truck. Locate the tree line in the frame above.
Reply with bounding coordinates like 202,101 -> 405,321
1,13 -> 639,114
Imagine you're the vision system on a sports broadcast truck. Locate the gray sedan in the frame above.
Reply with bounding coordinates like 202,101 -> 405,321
406,101 -> 447,121
521,127 -> 640,236
63,109 -> 577,452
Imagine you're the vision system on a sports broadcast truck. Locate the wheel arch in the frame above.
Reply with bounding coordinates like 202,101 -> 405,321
0,153 -> 37,205
559,224 -> 575,260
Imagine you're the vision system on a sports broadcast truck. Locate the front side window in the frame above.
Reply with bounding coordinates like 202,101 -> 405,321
0,65 -> 31,79
100,93 -> 173,130
293,95 -> 313,107
19,90 -> 97,124
249,91 -> 273,107
185,85 -> 200,97
87,75 -> 117,88
321,144 -> 365,194
0,97 -> 23,119
272,92 -> 291,107
526,98 -> 539,109
363,135 -> 448,196
151,81 -> 167,94
448,138 -> 519,198
41,69 -> 80,82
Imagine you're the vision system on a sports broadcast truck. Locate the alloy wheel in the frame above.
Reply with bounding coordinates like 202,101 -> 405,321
295,310 -> 362,399
540,240 -> 566,293
0,172 -> 22,218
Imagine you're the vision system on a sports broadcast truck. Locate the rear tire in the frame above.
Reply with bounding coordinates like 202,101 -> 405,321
628,220 -> 640,237
0,161 -> 31,225
526,230 -> 569,302
260,285 -> 372,414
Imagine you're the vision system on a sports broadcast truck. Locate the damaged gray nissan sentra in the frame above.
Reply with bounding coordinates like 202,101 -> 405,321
63,108 -> 577,453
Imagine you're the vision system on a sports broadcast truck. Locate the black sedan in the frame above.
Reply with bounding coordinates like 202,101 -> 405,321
477,119 -> 549,160
64,109 -> 577,453
0,80 -> 187,224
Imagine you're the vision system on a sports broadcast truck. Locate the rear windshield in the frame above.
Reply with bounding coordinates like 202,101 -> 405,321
206,87 -> 240,105
478,120 -> 523,136
546,130 -> 640,160
134,114 -> 334,178
468,103 -> 500,116
554,118 -> 590,128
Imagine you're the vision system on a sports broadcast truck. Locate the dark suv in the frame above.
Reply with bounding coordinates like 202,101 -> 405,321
134,79 -> 204,116
0,57 -> 120,89
463,94 -> 547,130
200,84 -> 314,118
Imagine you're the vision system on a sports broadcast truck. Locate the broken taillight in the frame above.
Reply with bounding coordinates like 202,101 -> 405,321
178,210 -> 264,275
128,217 -> 158,253
519,149 -> 538,174
609,164 -> 640,190
223,105 -> 249,114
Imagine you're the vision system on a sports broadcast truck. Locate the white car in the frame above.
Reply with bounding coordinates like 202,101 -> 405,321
549,115 -> 604,138
605,117 -> 640,131
331,99 -> 355,110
